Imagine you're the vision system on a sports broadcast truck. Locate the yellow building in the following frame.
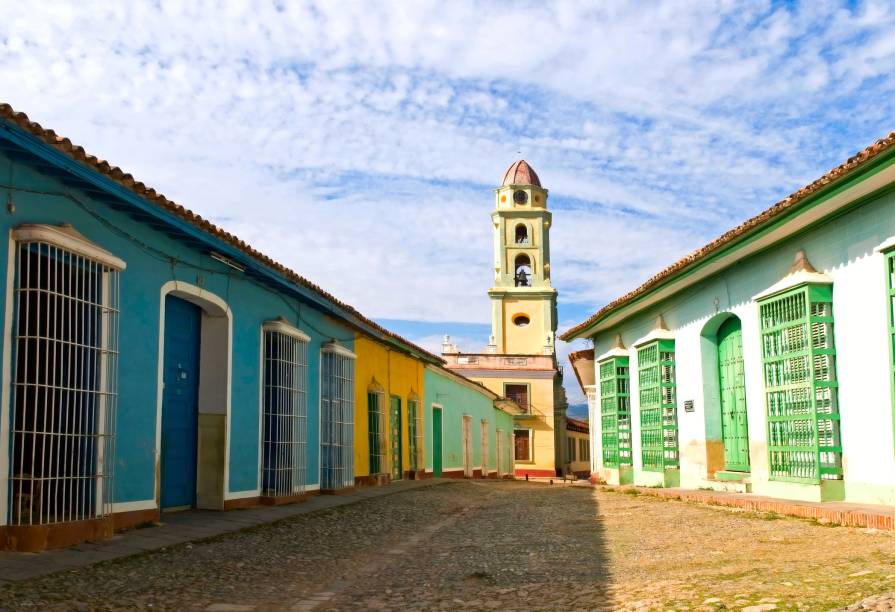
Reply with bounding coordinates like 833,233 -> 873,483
353,334 -> 432,485
565,418 -> 591,479
443,161 -> 567,478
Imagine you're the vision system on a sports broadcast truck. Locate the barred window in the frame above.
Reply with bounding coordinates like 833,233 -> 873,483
8,225 -> 124,526
759,285 -> 841,482
367,384 -> 386,475
599,357 -> 631,468
407,397 -> 424,472
320,342 -> 355,490
637,340 -> 679,472
261,320 -> 308,497
887,251 -> 895,445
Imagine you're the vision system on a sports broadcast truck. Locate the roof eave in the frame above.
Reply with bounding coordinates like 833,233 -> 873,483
0,114 -> 443,365
561,137 -> 895,342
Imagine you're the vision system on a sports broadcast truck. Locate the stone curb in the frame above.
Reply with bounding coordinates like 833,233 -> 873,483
600,484 -> 895,530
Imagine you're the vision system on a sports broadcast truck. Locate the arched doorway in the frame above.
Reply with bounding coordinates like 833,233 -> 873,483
716,316 -> 750,472
157,281 -> 231,511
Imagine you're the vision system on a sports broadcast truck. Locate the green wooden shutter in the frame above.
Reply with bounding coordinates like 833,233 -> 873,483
368,392 -> 382,475
759,284 -> 842,482
599,356 -> 632,468
637,339 -> 679,471
887,252 -> 895,449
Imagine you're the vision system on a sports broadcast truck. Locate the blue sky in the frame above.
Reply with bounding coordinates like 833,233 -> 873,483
2,0 -> 895,404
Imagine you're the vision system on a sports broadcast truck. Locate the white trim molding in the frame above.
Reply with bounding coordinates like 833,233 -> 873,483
12,224 -> 126,270
112,499 -> 158,514
156,280 -> 233,511
262,316 -> 311,342
225,488 -> 260,501
322,340 -> 356,360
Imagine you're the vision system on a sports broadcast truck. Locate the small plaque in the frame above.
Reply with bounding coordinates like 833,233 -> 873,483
684,400 -> 695,413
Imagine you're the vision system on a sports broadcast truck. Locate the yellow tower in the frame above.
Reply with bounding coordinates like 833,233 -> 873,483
443,160 -> 567,479
488,160 -> 558,355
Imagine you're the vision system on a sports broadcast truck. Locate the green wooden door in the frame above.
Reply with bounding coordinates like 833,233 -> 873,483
433,407 -> 443,477
390,396 -> 403,480
717,317 -> 750,472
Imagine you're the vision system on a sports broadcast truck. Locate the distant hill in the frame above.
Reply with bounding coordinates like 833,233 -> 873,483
566,403 -> 588,420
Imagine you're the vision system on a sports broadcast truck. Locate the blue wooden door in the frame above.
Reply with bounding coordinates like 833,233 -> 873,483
161,296 -> 202,509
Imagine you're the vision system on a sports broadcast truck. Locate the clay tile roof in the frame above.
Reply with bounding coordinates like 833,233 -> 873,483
501,159 -> 541,187
561,128 -> 895,341
566,417 -> 589,434
0,102 -> 442,364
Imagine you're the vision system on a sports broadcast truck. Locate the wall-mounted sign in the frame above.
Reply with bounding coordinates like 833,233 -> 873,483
684,400 -> 695,413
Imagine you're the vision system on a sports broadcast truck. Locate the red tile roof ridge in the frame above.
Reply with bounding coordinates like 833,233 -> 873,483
0,102 -> 442,364
561,129 -> 895,341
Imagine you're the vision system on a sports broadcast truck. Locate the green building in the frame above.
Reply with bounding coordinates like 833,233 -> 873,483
424,365 -> 518,478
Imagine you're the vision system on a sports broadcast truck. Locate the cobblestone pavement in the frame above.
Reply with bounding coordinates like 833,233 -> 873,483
2,481 -> 895,610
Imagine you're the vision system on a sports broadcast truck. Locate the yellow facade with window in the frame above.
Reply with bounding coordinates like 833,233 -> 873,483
470,374 -> 563,477
353,334 -> 427,485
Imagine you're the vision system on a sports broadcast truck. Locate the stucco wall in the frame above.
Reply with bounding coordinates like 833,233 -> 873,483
0,151 -> 354,521
423,368 -> 512,475
353,335 -> 425,478
472,374 -> 558,475
588,187 -> 895,504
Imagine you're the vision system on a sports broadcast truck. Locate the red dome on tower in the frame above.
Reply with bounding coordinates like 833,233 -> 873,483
501,160 -> 541,187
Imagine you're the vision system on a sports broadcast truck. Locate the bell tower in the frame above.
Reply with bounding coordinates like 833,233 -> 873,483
488,160 -> 558,355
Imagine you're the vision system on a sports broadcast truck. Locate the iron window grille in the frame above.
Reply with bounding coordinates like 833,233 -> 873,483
886,251 -> 895,449
599,357 -> 632,468
261,321 -> 308,498
367,388 -> 386,475
636,340 -> 679,472
408,398 -> 424,472
8,226 -> 124,526
320,342 -> 355,490
759,284 -> 842,482
390,396 -> 403,480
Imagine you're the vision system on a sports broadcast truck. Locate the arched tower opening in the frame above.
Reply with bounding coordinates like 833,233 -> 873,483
514,254 -> 532,287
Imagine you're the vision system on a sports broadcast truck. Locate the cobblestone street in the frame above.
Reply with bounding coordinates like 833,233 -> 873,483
2,481 -> 895,610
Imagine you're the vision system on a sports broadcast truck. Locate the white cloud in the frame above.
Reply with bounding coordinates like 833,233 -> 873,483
3,0 -> 895,400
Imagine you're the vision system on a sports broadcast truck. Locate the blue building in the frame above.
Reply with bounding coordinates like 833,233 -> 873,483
0,103 -> 439,551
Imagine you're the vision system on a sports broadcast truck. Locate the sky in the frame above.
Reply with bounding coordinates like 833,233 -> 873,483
2,0 -> 895,406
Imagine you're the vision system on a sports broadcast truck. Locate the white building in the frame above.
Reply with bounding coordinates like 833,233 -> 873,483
564,130 -> 895,505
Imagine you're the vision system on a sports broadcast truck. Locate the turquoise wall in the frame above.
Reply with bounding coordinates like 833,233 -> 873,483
0,149 -> 354,503
423,368 -> 513,473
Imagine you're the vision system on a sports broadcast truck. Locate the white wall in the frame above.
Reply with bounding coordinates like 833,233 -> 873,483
588,188 -> 895,504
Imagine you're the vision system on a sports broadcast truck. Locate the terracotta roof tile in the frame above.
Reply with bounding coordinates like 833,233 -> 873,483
561,130 -> 895,341
566,416 -> 589,433
0,102 -> 442,364
501,159 -> 541,187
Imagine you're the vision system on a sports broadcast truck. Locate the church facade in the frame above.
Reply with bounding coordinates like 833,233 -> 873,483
443,161 -> 569,478
563,131 -> 895,505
